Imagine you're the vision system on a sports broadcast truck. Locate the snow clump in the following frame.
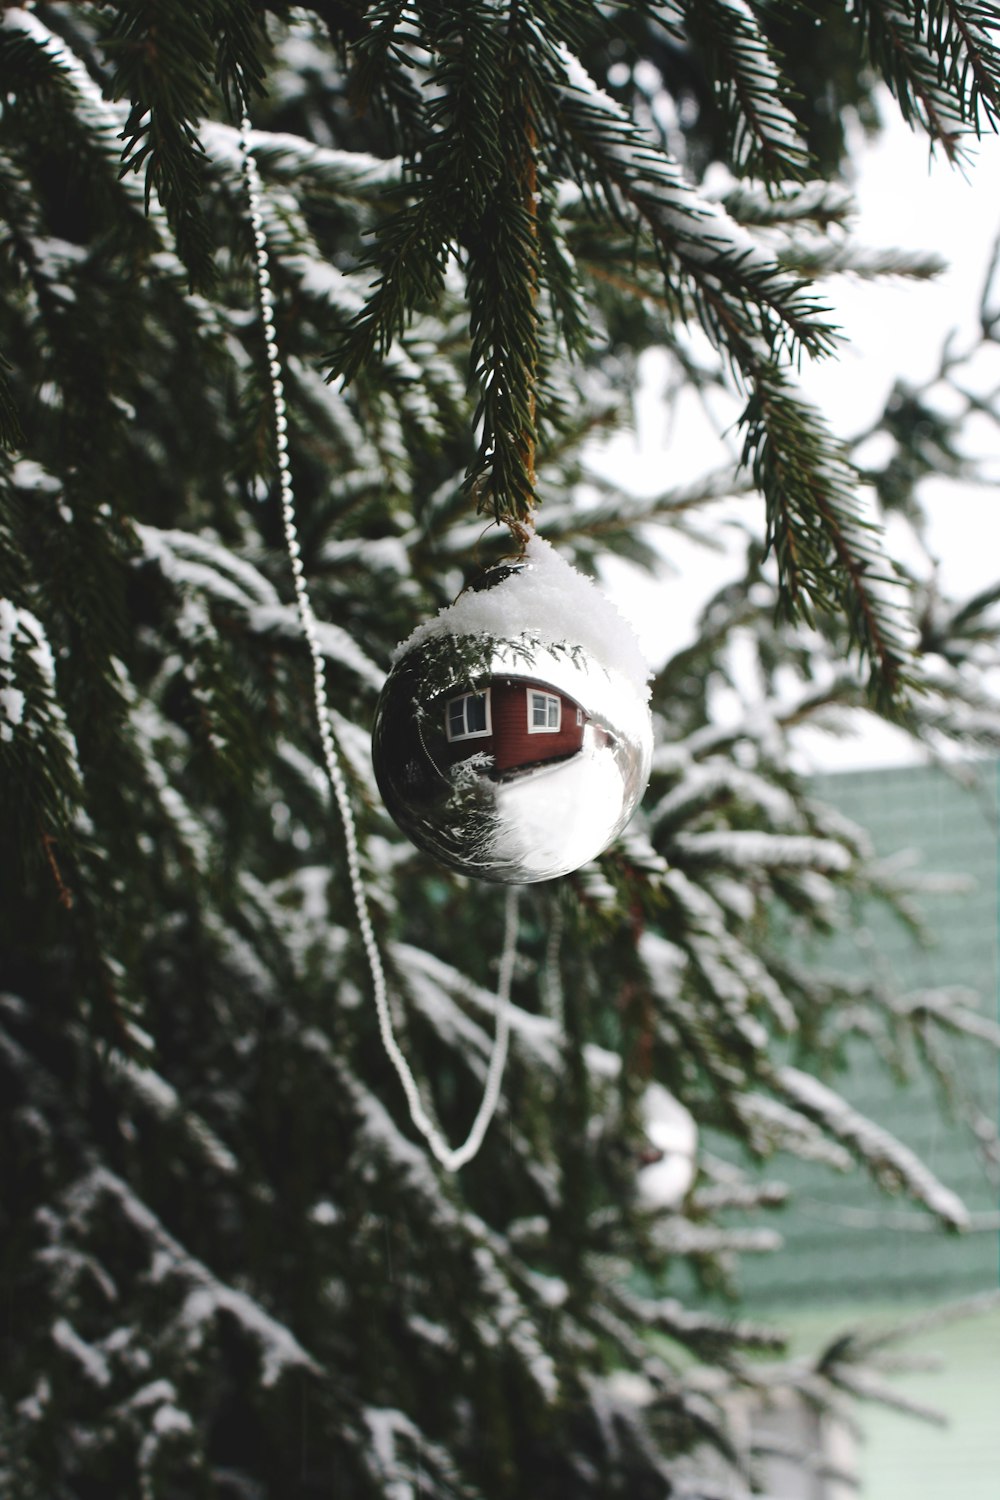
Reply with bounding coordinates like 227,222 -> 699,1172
394,535 -> 652,698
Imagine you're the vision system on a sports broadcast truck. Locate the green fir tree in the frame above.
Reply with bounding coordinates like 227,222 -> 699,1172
2,2 -> 1000,1496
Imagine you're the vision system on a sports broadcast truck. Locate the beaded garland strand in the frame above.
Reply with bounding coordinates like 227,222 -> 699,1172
237,108 -> 518,1172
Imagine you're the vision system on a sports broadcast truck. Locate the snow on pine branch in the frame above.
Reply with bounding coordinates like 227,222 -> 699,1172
821,1360 -> 950,1427
131,1381 -> 197,1490
470,1239 -> 559,1402
0,599 -> 86,846
396,941 -> 621,1099
671,829 -> 852,874
655,869 -> 798,1032
776,1066 -> 970,1228
248,603 -> 386,691
732,1092 -> 854,1170
136,524 -> 386,691
858,0 -> 1000,149
580,1368 -> 689,1495
0,599 -> 77,766
286,294 -> 462,456
363,1405 -> 477,1500
776,238 -> 947,282
283,355 -> 384,480
896,986 -> 1000,1048
649,757 -> 803,831
613,1286 -> 786,1355
201,120 -> 402,198
691,1166 -> 790,1215
3,9 -> 123,172
204,897 -> 283,1007
2,9 -> 190,275
136,525 -> 281,610
51,1317 -> 111,1389
689,0 -> 810,180
799,796 -> 877,864
649,1217 -> 782,1258
394,955 -> 500,1068
720,180 -> 855,229
549,43 -> 835,364
250,234 -> 464,450
127,696 -> 213,877
532,467 -> 753,553
333,1060 -> 560,1401
391,943 -> 564,1071
107,1054 -> 238,1176
57,1168 -> 321,1387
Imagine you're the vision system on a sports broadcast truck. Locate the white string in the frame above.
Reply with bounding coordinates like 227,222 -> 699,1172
238,109 -> 517,1172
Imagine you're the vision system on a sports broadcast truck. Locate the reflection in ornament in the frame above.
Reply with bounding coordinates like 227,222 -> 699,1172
372,538 -> 654,882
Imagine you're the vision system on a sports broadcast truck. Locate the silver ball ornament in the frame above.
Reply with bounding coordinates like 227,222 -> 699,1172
372,542 -> 653,883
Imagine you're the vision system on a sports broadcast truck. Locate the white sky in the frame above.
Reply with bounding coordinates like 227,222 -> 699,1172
589,104 -> 1000,771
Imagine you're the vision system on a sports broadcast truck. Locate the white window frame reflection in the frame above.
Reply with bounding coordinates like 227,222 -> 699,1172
527,690 -> 561,734
445,689 -> 492,741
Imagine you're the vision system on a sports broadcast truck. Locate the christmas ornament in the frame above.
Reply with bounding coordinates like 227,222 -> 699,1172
373,537 -> 654,883
636,1082 -> 698,1209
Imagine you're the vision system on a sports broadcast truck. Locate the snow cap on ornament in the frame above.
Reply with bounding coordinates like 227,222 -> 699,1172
372,536 -> 654,882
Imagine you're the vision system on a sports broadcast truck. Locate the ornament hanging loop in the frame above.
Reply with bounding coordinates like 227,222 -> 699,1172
507,517 -> 535,554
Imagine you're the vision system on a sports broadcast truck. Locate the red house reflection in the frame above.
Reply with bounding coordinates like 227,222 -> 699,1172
441,678 -> 587,776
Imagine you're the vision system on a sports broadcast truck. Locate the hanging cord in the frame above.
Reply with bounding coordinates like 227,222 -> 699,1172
238,107 -> 517,1172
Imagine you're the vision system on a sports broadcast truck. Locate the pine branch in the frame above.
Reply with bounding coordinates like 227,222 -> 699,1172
0,599 -> 87,859
529,468 -> 752,563
680,0 -> 811,181
324,193 -> 454,378
103,0 -> 218,286
854,0 -> 1000,155
915,0 -> 1000,131
739,364 -> 914,707
546,45 -> 839,366
225,124 -> 403,196
343,0 -> 435,143
0,352 -> 24,451
464,74 -> 542,526
617,1286 -> 787,1357
776,239 -> 947,281
102,0 -> 267,288
721,180 -> 856,230
775,1065 -> 970,1228
0,13 -> 150,239
323,4 -> 512,381
211,0 -> 269,115
329,4 -> 547,529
